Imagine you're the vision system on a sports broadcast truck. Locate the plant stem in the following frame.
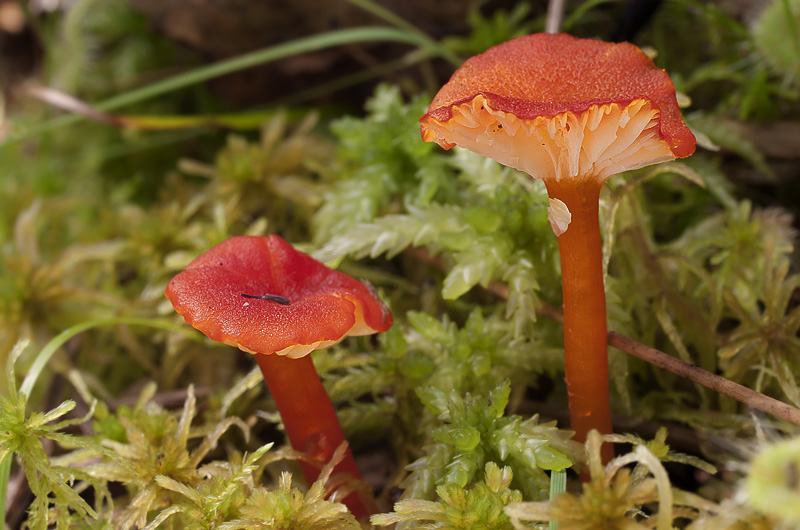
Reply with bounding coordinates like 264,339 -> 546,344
0,455 -> 9,530
545,178 -> 615,464
254,353 -> 372,518
545,0 -> 566,33
548,469 -> 567,530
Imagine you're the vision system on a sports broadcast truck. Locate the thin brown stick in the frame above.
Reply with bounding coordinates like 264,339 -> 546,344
608,331 -> 800,426
545,0 -> 567,34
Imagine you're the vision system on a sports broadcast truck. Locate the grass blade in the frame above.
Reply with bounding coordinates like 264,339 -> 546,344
4,26 -> 445,145
549,469 -> 566,530
19,317 -> 194,399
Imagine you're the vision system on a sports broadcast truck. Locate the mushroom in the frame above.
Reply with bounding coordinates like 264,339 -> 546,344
419,33 -> 696,463
165,234 -> 393,516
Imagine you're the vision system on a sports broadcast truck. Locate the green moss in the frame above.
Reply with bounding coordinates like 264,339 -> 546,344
753,0 -> 800,83
2,2 -> 799,527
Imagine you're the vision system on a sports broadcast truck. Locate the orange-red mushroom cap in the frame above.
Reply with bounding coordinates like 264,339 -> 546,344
165,235 -> 393,358
420,33 -> 696,184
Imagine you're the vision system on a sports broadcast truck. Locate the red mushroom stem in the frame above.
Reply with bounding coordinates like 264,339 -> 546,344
255,353 -> 372,518
545,178 -> 615,464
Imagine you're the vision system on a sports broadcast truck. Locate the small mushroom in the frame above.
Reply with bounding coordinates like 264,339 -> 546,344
420,33 -> 696,463
165,235 -> 393,517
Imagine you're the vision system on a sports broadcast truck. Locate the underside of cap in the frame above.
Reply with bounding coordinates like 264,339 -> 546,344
421,96 -> 675,183
230,338 -> 339,359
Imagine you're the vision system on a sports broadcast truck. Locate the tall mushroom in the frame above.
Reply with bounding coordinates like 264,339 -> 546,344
165,235 -> 393,517
419,33 -> 696,463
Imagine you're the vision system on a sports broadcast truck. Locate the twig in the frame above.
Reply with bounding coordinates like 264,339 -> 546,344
607,331 -> 800,426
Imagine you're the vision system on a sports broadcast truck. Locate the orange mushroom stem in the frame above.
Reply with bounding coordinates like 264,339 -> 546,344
545,177 -> 614,463
419,33 -> 696,465
165,235 -> 393,517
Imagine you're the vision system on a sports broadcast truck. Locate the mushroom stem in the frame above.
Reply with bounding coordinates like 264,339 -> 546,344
544,178 -> 615,465
254,353 -> 373,518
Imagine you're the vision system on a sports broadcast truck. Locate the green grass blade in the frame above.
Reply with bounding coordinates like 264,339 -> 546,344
346,0 -> 462,66
0,455 -> 8,529
549,469 -> 566,530
274,49 -> 429,106
119,110 -> 281,130
4,26 -> 444,145
18,317 -> 194,399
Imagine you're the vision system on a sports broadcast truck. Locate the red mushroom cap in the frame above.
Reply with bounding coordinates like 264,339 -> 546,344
420,33 -> 696,183
165,235 -> 393,358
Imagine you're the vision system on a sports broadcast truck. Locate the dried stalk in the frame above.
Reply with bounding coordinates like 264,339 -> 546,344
545,0 -> 566,34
